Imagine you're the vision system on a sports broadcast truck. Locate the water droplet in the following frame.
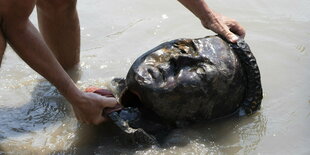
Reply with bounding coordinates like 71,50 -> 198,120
161,14 -> 168,19
126,58 -> 131,63
100,65 -> 107,69
263,92 -> 267,97
296,45 -> 306,53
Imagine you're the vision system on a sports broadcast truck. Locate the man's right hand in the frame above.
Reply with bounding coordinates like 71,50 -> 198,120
178,0 -> 246,43
70,91 -> 118,125
201,12 -> 246,43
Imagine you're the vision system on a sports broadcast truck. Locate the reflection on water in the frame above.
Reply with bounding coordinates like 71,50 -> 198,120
48,113 -> 266,155
1,0 -> 310,154
133,114 -> 267,155
0,80 -> 77,154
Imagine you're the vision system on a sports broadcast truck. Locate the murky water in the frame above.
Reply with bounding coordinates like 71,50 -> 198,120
1,0 -> 310,154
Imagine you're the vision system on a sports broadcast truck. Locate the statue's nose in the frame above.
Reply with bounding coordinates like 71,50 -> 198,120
170,55 -> 204,71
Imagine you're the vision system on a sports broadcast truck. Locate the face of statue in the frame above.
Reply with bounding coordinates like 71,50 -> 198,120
135,40 -> 215,90
123,36 -> 245,122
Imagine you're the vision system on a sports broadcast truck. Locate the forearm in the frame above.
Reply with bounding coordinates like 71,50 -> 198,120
178,0 -> 245,42
178,0 -> 215,22
4,19 -> 81,103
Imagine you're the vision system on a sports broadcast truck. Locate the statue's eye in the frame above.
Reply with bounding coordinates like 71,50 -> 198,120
196,67 -> 206,74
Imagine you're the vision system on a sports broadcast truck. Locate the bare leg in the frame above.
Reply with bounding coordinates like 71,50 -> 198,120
0,27 -> 6,66
36,0 -> 80,70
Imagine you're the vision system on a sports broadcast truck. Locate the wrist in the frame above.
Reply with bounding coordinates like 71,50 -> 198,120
58,79 -> 83,105
200,9 -> 216,25
178,0 -> 215,27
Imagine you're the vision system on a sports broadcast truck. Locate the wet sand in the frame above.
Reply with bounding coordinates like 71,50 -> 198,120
0,0 -> 310,154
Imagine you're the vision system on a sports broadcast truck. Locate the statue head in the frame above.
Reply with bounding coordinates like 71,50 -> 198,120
119,36 -> 248,123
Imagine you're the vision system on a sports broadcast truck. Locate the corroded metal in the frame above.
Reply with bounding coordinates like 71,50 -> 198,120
229,39 -> 263,115
119,36 -> 262,123
109,35 -> 263,144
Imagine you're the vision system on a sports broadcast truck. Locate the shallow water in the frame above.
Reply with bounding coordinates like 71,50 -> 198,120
0,0 -> 310,154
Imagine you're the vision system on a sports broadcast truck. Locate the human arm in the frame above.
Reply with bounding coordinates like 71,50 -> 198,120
2,1 -> 117,125
177,0 -> 245,43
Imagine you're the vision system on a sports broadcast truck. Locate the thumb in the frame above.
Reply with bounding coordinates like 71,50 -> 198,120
100,97 -> 122,117
93,115 -> 108,125
225,32 -> 239,43
99,96 -> 119,108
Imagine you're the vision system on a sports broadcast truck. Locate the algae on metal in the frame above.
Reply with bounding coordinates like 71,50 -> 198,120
108,35 -> 263,144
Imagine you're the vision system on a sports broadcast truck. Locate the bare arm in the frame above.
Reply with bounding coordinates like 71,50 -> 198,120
178,0 -> 245,42
1,1 -> 117,125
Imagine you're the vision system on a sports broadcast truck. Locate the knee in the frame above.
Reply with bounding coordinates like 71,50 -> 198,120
2,0 -> 36,20
37,0 -> 77,13
0,31 -> 6,66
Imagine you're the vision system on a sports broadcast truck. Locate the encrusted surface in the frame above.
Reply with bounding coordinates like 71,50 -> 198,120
120,36 -> 262,124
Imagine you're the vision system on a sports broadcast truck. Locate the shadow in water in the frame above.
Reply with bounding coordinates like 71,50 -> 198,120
0,80 -> 72,153
52,112 -> 266,155
52,121 -> 155,155
0,68 -> 82,153
0,68 -> 266,154
159,112 -> 267,154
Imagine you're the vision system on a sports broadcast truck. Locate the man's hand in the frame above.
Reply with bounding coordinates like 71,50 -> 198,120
71,91 -> 118,125
178,0 -> 246,43
201,12 -> 245,43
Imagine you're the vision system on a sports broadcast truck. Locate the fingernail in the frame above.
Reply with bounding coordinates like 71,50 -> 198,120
232,35 -> 239,42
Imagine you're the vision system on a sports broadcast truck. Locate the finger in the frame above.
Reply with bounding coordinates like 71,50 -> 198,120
85,86 -> 100,93
76,116 -> 81,121
93,116 -> 107,125
94,89 -> 114,97
208,24 -> 239,43
81,118 -> 90,125
223,30 -> 239,43
73,111 -> 81,121
79,117 -> 86,123
229,23 -> 246,39
100,97 -> 119,108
